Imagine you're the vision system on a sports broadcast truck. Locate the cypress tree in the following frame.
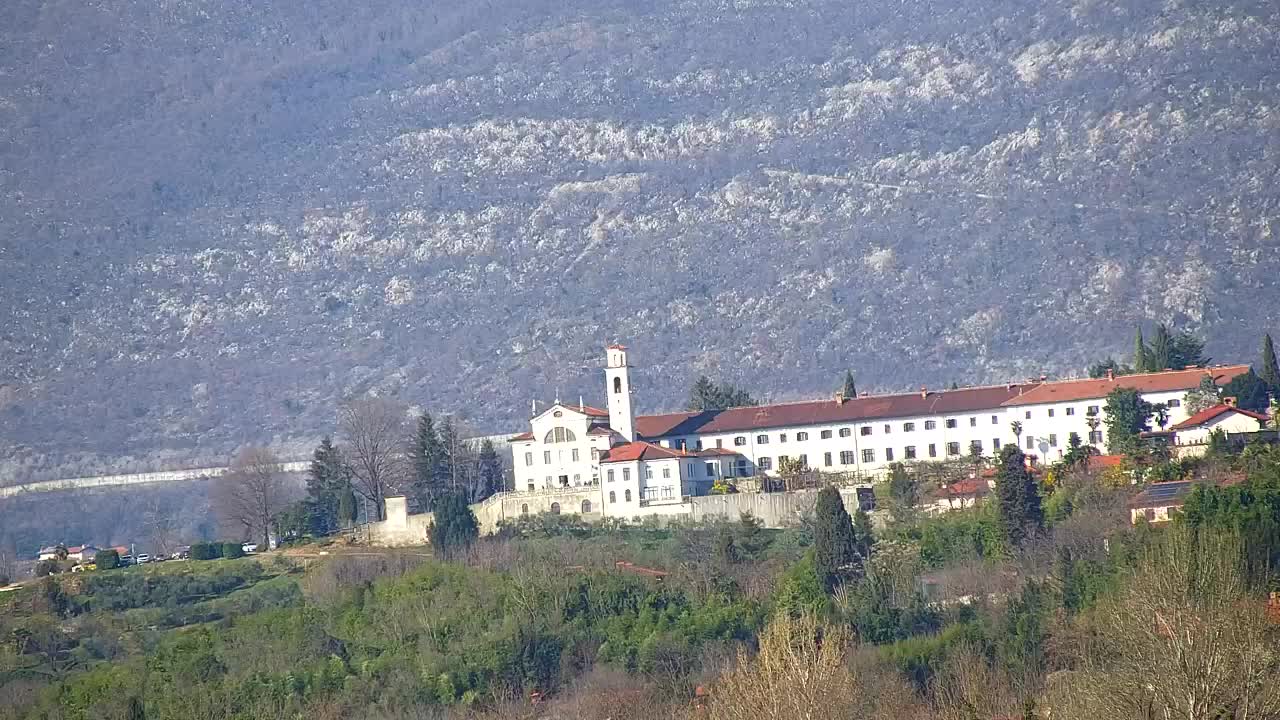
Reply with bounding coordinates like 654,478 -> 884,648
477,439 -> 504,499
429,492 -> 479,559
687,375 -> 717,411
306,437 -> 349,534
995,445 -> 1043,550
1133,327 -> 1150,373
813,486 -> 859,592
840,370 -> 857,399
1149,323 -> 1173,372
410,413 -> 448,511
1261,334 -> 1280,390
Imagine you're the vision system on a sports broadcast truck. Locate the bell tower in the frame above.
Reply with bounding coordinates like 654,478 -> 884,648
605,344 -> 635,442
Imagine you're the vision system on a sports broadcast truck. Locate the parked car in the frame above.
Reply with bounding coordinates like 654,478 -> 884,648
241,543 -> 259,554
136,554 -> 152,564
119,555 -> 135,566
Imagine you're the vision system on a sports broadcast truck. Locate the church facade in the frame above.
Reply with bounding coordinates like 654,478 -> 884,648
507,345 -> 1250,518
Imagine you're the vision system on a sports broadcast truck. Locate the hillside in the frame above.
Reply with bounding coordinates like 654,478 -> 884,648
3,0 -> 1279,479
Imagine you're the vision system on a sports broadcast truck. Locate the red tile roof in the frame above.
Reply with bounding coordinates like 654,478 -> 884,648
635,384 -> 1031,437
694,448 -> 740,457
510,432 -> 534,441
1168,404 -> 1269,431
588,426 -> 615,436
599,441 -> 692,463
1000,366 -> 1249,407
579,405 -> 611,418
1088,454 -> 1125,470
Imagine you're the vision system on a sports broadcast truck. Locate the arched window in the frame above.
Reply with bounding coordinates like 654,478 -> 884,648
550,502 -> 561,515
613,377 -> 622,394
609,491 -> 616,503
581,500 -> 592,514
543,427 -> 577,443
521,503 -> 529,515
624,489 -> 632,502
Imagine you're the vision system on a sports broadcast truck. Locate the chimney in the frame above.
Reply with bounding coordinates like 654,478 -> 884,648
834,391 -> 845,405
1039,374 -> 1048,382
920,385 -> 928,399
1106,368 -> 1115,381
1225,396 -> 1237,407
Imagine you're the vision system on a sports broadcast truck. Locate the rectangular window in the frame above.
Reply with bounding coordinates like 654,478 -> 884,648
545,476 -> 552,486
779,433 -> 788,443
695,439 -> 703,450
862,448 -> 875,463
779,455 -> 790,467
798,431 -> 810,441
969,417 -> 977,427
860,426 -> 873,436
758,457 -> 773,471
928,444 -> 937,458
716,438 -> 724,448
734,436 -> 747,446
947,442 -> 961,456
945,419 -> 958,429
1048,408 -> 1055,418
543,450 -> 552,464
1049,434 -> 1058,447
905,446 -> 917,459
1168,399 -> 1182,408
688,463 -> 696,477
525,452 -> 533,466
885,448 -> 894,462
736,459 -> 748,476
756,434 -> 770,444
970,440 -> 982,454
839,450 -> 855,465
706,461 -> 717,477
904,422 -> 916,432
571,448 -> 579,462
607,469 -> 615,482
924,420 -> 937,430
991,415 -> 999,425
622,468 -> 631,482
1065,407 -> 1075,416
824,452 -> 832,467
663,466 -> 671,478
1089,430 -> 1103,444
1025,410 -> 1031,419
798,454 -> 808,467
644,466 -> 653,480
820,430 -> 832,439
839,428 -> 852,437
993,438 -> 1001,451
1087,405 -> 1100,415
883,424 -> 892,434
1025,435 -> 1034,450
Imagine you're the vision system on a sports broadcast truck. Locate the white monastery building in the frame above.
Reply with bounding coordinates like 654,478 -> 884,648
507,345 -> 1249,516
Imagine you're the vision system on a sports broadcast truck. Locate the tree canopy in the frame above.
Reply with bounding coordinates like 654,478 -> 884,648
687,375 -> 757,411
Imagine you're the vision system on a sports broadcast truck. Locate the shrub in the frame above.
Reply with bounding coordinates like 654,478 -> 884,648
35,559 -> 60,577
94,549 -> 121,570
222,542 -> 246,559
190,542 -> 222,561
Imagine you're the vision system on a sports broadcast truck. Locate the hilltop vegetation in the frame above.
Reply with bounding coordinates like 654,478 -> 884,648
3,0 -> 1280,479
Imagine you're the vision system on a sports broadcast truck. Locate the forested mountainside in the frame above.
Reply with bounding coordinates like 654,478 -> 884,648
2,0 -> 1279,480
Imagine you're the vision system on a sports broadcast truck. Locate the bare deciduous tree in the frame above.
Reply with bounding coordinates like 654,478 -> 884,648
141,498 -> 181,557
339,397 -> 408,521
212,447 -> 290,548
1049,527 -> 1280,719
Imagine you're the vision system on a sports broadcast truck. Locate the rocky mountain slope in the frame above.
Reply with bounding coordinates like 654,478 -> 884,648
2,0 -> 1279,481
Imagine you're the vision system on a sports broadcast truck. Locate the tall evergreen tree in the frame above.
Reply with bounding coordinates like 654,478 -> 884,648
1262,334 -> 1280,389
995,445 -> 1043,549
476,439 -> 505,498
306,437 -> 350,535
1133,327 -> 1150,373
813,486 -> 860,592
1149,324 -> 1173,371
410,413 -> 448,511
688,375 -> 717,411
687,375 -> 756,411
1103,387 -> 1155,455
851,508 -> 876,561
840,370 -> 857,399
1169,329 -> 1208,369
429,492 -> 479,559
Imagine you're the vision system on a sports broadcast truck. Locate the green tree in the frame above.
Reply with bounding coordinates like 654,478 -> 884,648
221,542 -> 246,559
94,549 -> 120,570
54,544 -> 68,561
998,580 -> 1051,683
1183,375 -> 1220,414
687,375 -> 757,411
410,413 -> 448,511
852,508 -> 876,560
1103,387 -> 1154,454
994,445 -> 1043,549
126,696 -> 146,720
1262,334 -> 1280,389
1151,402 -> 1170,430
1221,368 -> 1271,411
813,486 -> 860,592
437,418 -> 461,492
1132,327 -> 1150,373
429,492 -> 479,559
840,370 -> 857,399
1148,323 -> 1172,371
476,439 -> 505,499
885,463 -> 920,522
714,527 -> 740,565
1087,357 -> 1131,378
306,437 -> 350,535
1206,428 -> 1231,458
1169,328 -> 1208,369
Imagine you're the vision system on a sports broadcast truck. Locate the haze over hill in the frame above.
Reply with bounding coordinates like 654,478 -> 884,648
3,0 -> 1279,481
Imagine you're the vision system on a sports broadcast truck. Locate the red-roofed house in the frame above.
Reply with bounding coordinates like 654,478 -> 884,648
596,441 -> 742,513
1161,401 -> 1269,457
